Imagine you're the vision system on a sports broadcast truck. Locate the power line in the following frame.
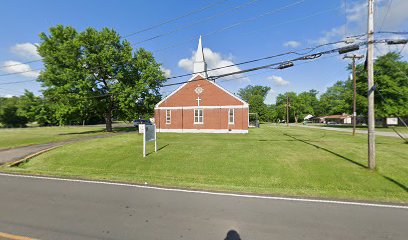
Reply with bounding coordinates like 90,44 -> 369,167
123,0 -> 228,38
0,0 -> 302,71
344,0 -> 348,37
0,36 -> 356,79
241,5 -> 341,36
0,79 -> 36,86
151,0 -> 311,53
0,68 -> 41,77
0,59 -> 43,68
160,41 -> 371,88
159,36 -> 368,81
379,0 -> 393,32
0,36 -> 403,82
0,0 -> 228,70
161,39 -> 398,89
132,0 -> 260,46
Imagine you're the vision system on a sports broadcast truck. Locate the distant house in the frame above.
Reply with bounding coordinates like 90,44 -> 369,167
312,113 -> 352,124
154,37 -> 249,133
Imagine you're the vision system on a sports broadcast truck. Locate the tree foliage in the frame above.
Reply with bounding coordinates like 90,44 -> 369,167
0,97 -> 28,127
355,52 -> 408,118
37,25 -> 166,131
237,85 -> 271,121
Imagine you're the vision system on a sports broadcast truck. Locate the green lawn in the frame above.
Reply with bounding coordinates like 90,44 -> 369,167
3,125 -> 407,203
0,126 -> 120,149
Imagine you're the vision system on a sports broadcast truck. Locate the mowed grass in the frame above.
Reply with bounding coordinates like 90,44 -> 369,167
4,125 -> 407,203
0,126 -> 110,149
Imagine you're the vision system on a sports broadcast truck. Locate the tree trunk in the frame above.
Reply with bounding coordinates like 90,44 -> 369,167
105,95 -> 114,132
105,112 -> 112,132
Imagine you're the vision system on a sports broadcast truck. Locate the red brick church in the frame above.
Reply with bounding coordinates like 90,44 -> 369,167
155,37 -> 249,133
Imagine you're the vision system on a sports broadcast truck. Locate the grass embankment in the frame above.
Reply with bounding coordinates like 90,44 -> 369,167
3,125 -> 407,203
0,126 -> 131,150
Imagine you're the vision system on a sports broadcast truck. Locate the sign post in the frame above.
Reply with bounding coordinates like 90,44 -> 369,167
141,124 -> 157,157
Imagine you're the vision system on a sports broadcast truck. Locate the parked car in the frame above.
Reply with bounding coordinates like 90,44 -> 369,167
326,121 -> 337,125
303,120 -> 311,125
133,119 -> 152,127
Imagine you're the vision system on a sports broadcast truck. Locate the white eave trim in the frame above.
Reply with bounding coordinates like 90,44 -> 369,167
155,105 -> 248,110
156,73 -> 248,108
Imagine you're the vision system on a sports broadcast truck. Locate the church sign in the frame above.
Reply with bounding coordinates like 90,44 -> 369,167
140,124 -> 157,157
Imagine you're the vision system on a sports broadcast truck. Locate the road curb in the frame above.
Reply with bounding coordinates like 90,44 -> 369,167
6,145 -> 63,167
0,231 -> 37,240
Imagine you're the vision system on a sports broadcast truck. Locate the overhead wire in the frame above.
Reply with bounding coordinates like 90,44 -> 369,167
150,0 -> 310,53
0,0 -> 229,70
132,0 -> 261,46
379,0 -> 393,32
161,39 -> 399,88
122,0 -> 228,38
0,35 -> 363,79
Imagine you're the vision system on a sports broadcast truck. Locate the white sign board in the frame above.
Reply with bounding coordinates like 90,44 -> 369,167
145,125 -> 156,142
141,124 -> 157,157
138,124 -> 145,134
386,117 -> 398,125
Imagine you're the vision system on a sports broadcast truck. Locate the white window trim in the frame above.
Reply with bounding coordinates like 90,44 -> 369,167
166,110 -> 171,124
228,108 -> 234,125
194,109 -> 204,124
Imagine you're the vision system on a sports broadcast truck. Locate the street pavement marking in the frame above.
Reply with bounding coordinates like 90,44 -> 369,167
0,172 -> 407,210
0,231 -> 36,240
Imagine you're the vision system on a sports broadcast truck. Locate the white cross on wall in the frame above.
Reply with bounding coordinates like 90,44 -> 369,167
196,97 -> 201,106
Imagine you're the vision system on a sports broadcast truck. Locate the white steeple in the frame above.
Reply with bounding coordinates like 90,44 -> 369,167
193,36 -> 207,78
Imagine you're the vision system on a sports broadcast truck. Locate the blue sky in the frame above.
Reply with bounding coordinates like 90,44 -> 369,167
1,0 -> 407,103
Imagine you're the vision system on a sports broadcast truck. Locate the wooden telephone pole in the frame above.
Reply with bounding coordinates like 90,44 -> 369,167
367,0 -> 376,169
286,96 -> 289,127
344,54 -> 364,136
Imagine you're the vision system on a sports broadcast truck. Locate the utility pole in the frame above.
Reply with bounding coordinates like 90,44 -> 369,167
286,95 -> 290,126
344,54 -> 364,136
367,0 -> 376,169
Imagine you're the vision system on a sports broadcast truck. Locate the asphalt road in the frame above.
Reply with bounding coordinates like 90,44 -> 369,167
0,174 -> 407,240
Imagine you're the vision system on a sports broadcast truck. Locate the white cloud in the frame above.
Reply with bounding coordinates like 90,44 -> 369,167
283,41 -> 301,48
267,75 -> 289,86
4,94 -> 15,98
178,47 -> 248,81
1,60 -> 40,78
310,0 -> 408,57
10,43 -> 41,60
160,66 -> 171,78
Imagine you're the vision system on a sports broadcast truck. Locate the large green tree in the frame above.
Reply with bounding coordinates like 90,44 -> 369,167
319,81 -> 353,116
237,85 -> 271,103
237,85 -> 271,121
355,52 -> 408,118
37,25 -> 166,131
0,97 -> 28,127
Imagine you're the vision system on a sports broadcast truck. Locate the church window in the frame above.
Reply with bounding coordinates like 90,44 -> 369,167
166,110 -> 171,124
194,109 -> 203,124
228,109 -> 234,124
